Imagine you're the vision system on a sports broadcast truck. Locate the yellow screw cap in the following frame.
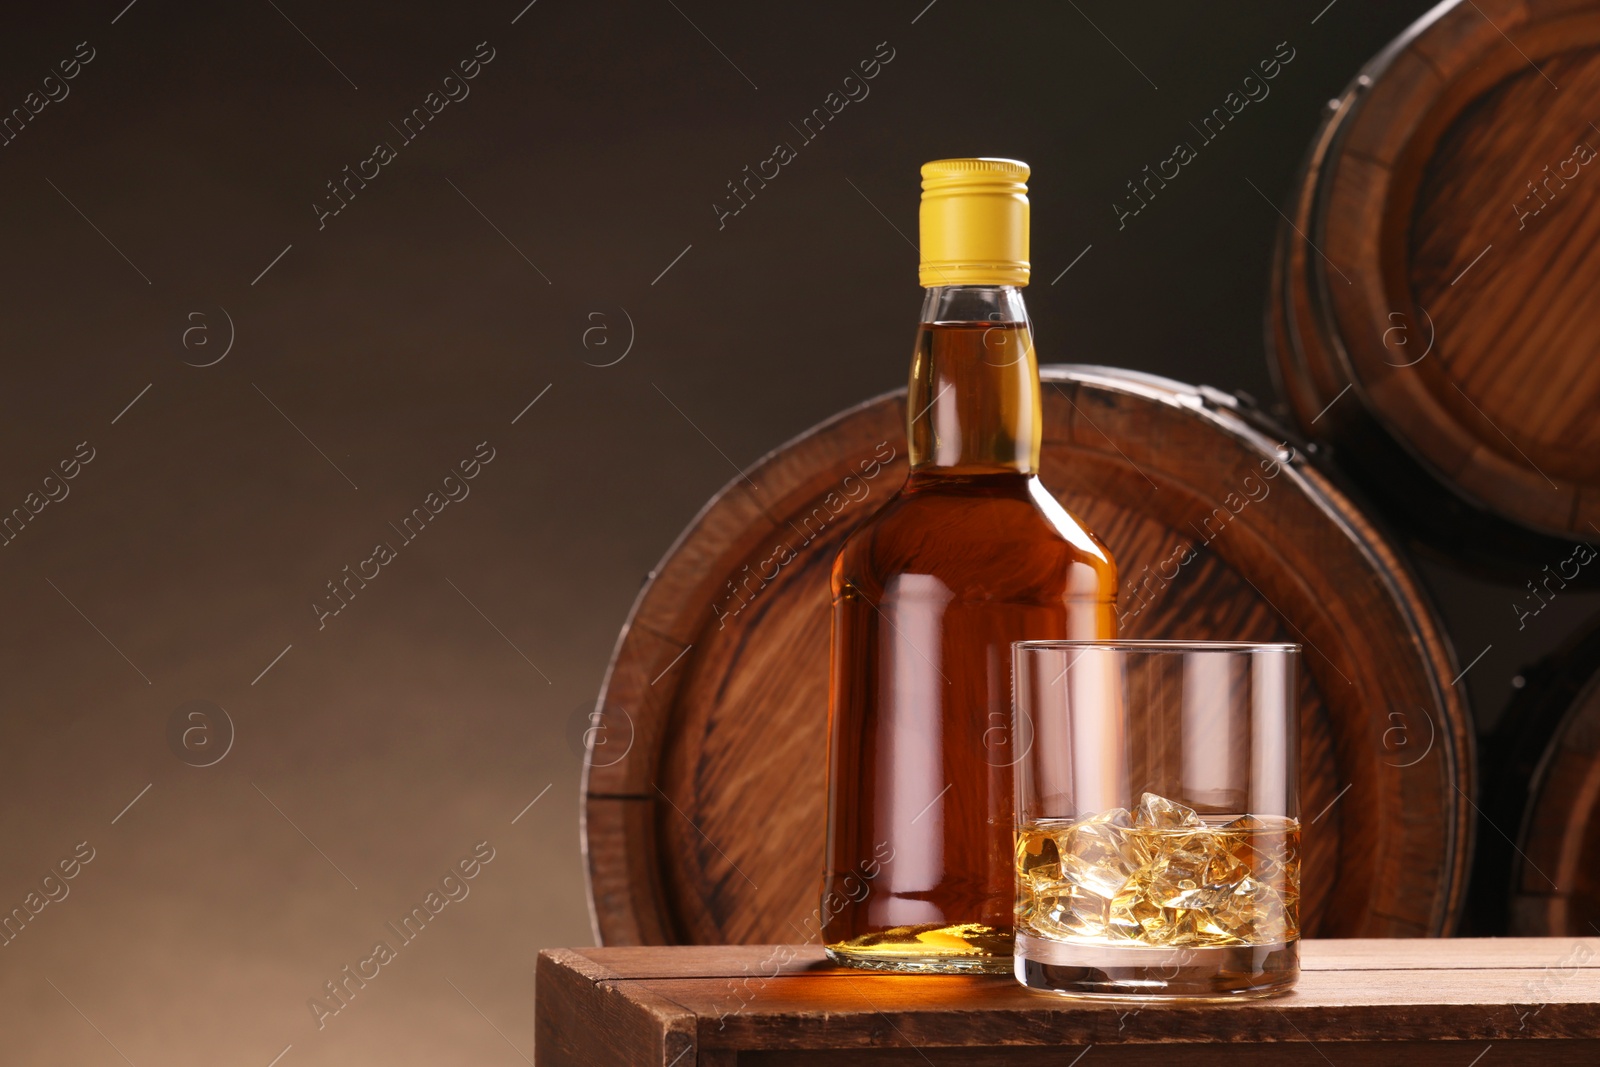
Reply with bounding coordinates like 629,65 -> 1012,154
918,158 -> 1030,288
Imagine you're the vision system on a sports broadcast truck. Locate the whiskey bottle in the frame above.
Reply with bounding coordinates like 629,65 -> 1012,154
822,158 -> 1118,973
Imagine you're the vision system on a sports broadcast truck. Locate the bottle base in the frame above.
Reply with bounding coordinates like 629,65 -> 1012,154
1014,931 -> 1298,1000
824,922 -> 1014,975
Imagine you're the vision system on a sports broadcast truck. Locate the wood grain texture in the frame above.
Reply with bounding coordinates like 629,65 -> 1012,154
534,948 -> 698,1067
540,936 -> 1592,976
727,1045 -> 1600,1067
534,939 -> 1600,1065
1476,613 -> 1600,935
1270,0 -> 1600,568
583,367 -> 1473,949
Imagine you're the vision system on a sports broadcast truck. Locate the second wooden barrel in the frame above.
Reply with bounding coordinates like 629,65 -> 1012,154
583,367 -> 1474,946
1475,612 -> 1600,936
1270,0 -> 1600,576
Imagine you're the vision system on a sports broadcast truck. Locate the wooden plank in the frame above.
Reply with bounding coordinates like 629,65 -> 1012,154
555,938 -> 1600,980
647,968 -> 1600,1045
534,949 -> 697,1066
732,1041 -> 1600,1066
537,940 -> 1600,1062
1299,936 -> 1600,970
562,944 -> 831,980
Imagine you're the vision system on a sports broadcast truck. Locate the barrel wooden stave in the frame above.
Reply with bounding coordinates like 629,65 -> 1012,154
585,368 -> 1474,947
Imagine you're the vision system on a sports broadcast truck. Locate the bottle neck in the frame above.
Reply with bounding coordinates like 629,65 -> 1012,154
907,285 -> 1042,476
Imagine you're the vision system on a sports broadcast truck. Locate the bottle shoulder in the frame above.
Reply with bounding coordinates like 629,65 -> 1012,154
833,474 -> 1117,600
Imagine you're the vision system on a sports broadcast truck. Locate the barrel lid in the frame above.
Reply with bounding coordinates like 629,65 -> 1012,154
1271,0 -> 1600,562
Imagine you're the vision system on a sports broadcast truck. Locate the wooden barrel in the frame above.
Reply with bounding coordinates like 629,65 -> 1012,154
582,366 -> 1474,945
1474,612 -> 1600,935
1269,0 -> 1600,577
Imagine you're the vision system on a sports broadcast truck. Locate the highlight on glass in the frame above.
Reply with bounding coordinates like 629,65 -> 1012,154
1011,640 -> 1301,1000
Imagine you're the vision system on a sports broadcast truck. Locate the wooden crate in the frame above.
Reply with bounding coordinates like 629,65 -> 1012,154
536,939 -> 1599,1065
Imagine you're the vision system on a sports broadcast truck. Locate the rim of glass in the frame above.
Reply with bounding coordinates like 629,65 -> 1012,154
1014,639 -> 1300,653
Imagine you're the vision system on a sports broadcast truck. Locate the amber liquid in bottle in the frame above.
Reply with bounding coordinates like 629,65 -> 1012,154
823,285 -> 1118,973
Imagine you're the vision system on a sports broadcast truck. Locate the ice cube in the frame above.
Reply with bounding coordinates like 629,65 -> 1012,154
1025,883 -> 1113,940
1211,878 -> 1289,943
1140,831 -> 1217,908
1058,810 -> 1138,899
1087,807 -> 1134,829
1134,792 -> 1202,829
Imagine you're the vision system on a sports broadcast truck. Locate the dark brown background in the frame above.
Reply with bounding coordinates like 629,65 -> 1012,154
0,1 -> 1594,1064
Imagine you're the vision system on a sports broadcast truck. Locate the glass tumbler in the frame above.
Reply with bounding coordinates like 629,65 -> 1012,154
1012,640 -> 1301,1000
